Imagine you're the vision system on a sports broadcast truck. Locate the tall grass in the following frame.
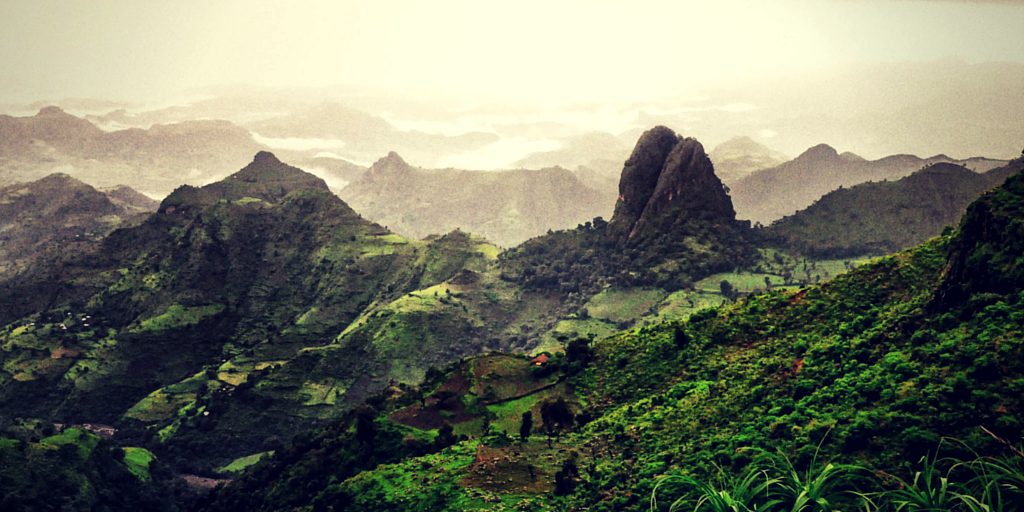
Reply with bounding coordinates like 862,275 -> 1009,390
650,442 -> 1024,512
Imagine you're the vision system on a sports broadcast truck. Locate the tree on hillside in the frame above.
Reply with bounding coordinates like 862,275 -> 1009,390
519,411 -> 533,441
540,398 -> 574,434
566,337 -> 594,366
720,280 -> 736,300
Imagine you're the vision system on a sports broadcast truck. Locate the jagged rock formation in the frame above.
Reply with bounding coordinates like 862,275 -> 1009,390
934,157 -> 1024,309
608,126 -> 736,243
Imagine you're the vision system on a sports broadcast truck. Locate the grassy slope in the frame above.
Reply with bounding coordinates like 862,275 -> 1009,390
206,221 -> 1023,510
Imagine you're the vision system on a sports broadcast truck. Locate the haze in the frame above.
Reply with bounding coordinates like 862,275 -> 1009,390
1,0 -> 1022,163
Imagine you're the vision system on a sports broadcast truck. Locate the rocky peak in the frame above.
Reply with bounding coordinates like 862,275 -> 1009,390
366,151 -> 412,180
608,126 -> 736,241
796,143 -> 840,162
161,152 -> 330,211
36,105 -> 69,117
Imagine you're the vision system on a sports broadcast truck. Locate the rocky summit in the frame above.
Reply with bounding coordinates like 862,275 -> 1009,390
608,126 -> 736,243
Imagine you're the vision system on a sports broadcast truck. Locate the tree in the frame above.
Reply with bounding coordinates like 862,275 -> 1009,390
565,337 -> 594,366
354,406 -> 377,447
673,327 -> 689,348
540,398 -> 574,434
519,411 -> 533,441
554,457 -> 580,495
720,280 -> 736,299
434,423 -> 457,449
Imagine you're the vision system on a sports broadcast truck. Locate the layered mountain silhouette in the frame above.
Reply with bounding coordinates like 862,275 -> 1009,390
767,159 -> 1024,257
0,174 -> 156,275
0,106 -> 263,195
248,102 -> 498,167
730,143 -> 1007,224
339,151 -> 608,247
709,135 -> 787,185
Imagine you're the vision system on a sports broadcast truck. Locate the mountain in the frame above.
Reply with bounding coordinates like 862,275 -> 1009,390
709,136 -> 787,185
729,143 -> 1007,224
0,106 -> 263,196
0,152 -> 517,472
248,102 -> 498,167
200,158 -> 1024,512
500,126 -> 755,293
102,185 -> 160,213
0,174 -> 154,275
9,127 -> 1019,510
338,152 -> 609,247
0,128 -> 762,480
608,126 -> 737,242
766,158 -> 1024,257
515,131 -> 632,202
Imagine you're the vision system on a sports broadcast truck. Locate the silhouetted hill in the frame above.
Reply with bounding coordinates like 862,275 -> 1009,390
766,158 -> 1024,257
0,107 -> 263,195
709,135 -> 787,184
0,174 -> 151,275
730,143 -> 1007,223
248,102 -> 498,167
339,152 -> 608,247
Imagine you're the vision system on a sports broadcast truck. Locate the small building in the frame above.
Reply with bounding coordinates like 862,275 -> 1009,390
530,354 -> 550,366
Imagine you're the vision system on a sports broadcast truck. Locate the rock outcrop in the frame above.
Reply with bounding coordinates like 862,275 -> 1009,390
608,126 -> 736,243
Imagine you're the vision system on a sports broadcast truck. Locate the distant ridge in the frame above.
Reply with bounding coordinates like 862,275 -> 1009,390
730,143 -> 1008,224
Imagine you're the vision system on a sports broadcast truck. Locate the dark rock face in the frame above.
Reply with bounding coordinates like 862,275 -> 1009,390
933,158 -> 1024,309
608,126 -> 735,242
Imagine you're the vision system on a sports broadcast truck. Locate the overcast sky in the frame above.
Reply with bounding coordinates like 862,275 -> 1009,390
1,0 -> 1022,105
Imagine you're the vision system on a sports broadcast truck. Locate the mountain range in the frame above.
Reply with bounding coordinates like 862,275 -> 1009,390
338,152 -> 609,247
708,135 -> 788,185
730,143 -> 1007,224
0,174 -> 156,275
767,159 -> 1024,257
0,125 -> 1022,511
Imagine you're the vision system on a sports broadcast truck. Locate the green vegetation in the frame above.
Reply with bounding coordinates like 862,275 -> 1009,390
766,160 -> 1022,258
137,303 -> 225,332
216,451 -> 274,474
122,447 -> 156,481
0,428 -> 171,511
200,168 -> 1024,510
40,427 -> 100,459
1,148 -> 1021,511
650,448 -> 1024,511
585,288 -> 668,323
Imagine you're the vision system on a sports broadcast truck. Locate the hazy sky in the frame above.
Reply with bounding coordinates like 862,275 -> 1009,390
2,0 -> 1022,105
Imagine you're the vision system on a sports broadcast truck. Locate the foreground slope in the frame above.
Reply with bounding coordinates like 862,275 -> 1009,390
205,160 -> 1024,511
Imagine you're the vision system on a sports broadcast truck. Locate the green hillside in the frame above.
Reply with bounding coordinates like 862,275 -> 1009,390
766,159 -> 1023,258
200,169 -> 1024,511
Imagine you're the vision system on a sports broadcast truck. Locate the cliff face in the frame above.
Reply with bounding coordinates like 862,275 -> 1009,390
608,126 -> 736,243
